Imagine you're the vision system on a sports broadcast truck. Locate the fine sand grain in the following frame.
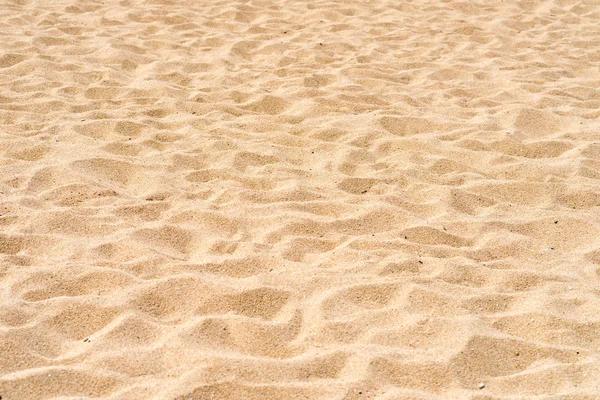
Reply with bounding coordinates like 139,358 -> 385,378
1,0 -> 600,399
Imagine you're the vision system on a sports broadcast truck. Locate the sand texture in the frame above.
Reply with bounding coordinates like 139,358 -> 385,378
1,0 -> 600,398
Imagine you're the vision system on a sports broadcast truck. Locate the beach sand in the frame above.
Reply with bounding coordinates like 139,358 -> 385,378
1,0 -> 600,398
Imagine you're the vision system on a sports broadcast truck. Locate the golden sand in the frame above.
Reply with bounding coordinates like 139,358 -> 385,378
1,0 -> 600,398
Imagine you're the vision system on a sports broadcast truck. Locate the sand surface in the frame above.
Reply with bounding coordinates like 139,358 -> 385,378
1,0 -> 600,398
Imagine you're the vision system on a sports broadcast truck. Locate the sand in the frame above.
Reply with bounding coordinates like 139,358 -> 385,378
1,0 -> 600,398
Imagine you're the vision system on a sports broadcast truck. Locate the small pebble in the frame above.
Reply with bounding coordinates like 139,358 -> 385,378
550,246 -> 555,250
478,382 -> 485,389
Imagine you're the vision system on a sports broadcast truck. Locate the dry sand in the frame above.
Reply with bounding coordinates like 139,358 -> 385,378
1,0 -> 600,398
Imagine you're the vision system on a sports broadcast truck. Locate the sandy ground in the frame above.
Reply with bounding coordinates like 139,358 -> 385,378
1,0 -> 600,399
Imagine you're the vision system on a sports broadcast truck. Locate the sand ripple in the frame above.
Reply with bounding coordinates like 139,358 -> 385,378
1,0 -> 600,398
